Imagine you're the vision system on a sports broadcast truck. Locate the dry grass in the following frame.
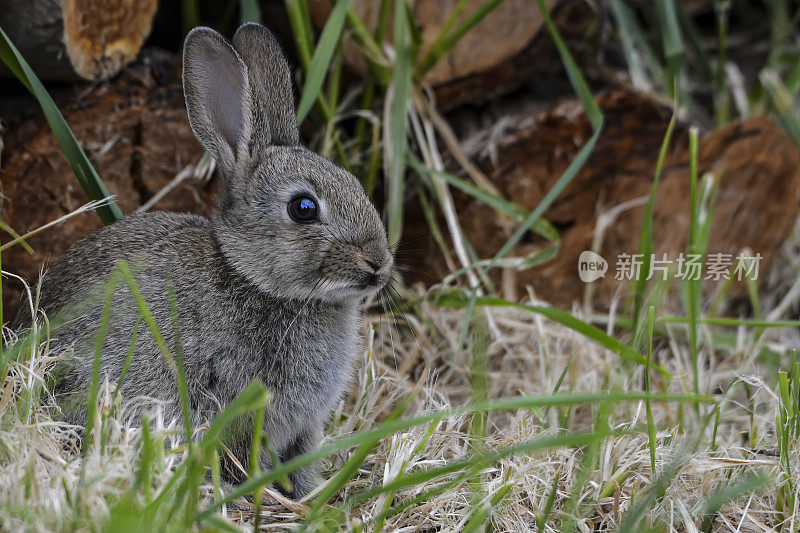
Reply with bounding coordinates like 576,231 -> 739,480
0,264 -> 797,531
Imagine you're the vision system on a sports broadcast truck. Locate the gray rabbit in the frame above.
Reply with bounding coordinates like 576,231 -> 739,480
15,23 -> 392,498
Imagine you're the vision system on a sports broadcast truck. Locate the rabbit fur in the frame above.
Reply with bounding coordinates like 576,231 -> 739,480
14,23 -> 392,498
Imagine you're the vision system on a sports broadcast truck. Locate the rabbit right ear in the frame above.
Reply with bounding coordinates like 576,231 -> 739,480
233,23 -> 299,147
183,27 -> 252,173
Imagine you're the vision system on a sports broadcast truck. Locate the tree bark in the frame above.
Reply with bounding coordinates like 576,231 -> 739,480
0,50 -> 210,319
0,0 -> 159,81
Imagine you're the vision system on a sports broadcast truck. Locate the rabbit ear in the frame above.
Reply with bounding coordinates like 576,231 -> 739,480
183,27 -> 252,173
233,23 -> 299,147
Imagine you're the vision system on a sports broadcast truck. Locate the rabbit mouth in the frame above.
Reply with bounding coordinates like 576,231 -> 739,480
348,277 -> 389,296
319,275 -> 389,301
361,270 -> 391,291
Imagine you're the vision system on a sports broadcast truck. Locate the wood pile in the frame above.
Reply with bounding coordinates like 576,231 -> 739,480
0,0 -> 159,81
0,0 -> 798,317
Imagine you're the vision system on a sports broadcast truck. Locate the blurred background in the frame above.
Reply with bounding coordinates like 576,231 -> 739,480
1,0 -> 799,320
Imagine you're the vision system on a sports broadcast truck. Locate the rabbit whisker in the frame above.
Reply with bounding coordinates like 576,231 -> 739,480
392,260 -> 434,270
390,233 -> 443,250
383,282 -> 424,362
391,249 -> 432,255
275,276 -> 326,351
321,225 -> 346,247
378,291 -> 399,372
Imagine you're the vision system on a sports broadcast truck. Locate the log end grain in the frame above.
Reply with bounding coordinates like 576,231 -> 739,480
62,0 -> 160,80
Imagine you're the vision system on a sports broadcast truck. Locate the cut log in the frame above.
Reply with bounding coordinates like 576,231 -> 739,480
0,0 -> 159,81
308,0 -> 565,109
0,49 -> 210,319
399,88 -> 800,310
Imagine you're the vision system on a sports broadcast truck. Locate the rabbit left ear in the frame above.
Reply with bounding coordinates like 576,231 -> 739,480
233,23 -> 299,147
183,27 -> 253,173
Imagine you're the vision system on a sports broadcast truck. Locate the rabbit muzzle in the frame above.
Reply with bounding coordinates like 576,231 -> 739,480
320,237 -> 393,299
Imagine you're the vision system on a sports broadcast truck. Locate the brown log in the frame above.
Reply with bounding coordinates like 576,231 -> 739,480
0,50 -> 210,318
308,0 -> 563,109
0,0 -> 159,81
399,88 -> 800,309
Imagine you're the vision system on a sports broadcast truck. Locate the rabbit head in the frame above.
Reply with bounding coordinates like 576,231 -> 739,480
182,24 -> 392,303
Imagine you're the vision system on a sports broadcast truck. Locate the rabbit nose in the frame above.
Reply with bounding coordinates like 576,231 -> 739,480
360,250 -> 392,287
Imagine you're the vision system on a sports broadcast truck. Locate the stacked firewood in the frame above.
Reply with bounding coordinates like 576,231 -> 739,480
0,0 -> 796,318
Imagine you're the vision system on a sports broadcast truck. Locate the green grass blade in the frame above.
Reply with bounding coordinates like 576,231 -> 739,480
486,0 -> 602,269
286,0 -> 314,70
699,472 -> 770,532
343,6 -> 390,79
655,0 -> 684,96
168,289 -> 194,443
659,316 -> 800,328
249,405 -> 265,532
410,157 -> 561,274
199,381 -> 268,454
113,314 -> 141,404
302,395 -> 415,529
375,0 -> 392,43
143,381 -> 267,518
449,0 -> 601,323
198,515 -> 241,533
0,26 -> 123,225
645,306 -> 657,476
344,429 -> 629,523
301,438 -> 382,530
295,0 -> 350,125
0,220 -> 34,254
469,311 -> 490,446
609,0 -> 659,89
116,262 -> 174,368
84,271 -> 119,453
136,416 -> 155,502
712,1 -> 731,125
619,386 -> 739,531
761,69 -> 800,146
180,0 -> 201,35
385,0 -> 413,248
316,428 -> 618,530
434,291 -> 668,374
610,0 -> 665,85
411,180 -> 453,259
536,470 -> 561,529
686,127 -> 701,399
403,1 -> 423,54
785,53 -> 800,97
560,401 -> 611,529
409,157 -> 557,238
632,114 -> 677,339
463,483 -> 512,532
414,0 -> 505,80
239,0 -> 262,24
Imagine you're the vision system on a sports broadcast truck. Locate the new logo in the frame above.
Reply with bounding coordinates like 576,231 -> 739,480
578,251 -> 607,282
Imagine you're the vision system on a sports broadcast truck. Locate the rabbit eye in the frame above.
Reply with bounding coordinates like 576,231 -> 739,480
288,195 -> 319,223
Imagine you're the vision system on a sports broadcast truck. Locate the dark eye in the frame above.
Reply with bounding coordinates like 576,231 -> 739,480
288,195 -> 319,223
